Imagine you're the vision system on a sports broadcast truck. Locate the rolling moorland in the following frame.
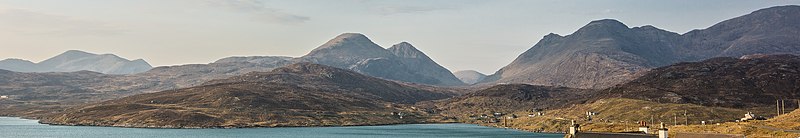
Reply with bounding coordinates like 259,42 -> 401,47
0,5 -> 799,138
39,63 -> 457,128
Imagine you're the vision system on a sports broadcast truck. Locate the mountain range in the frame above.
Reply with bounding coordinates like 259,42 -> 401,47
0,50 -> 152,74
482,5 -> 800,89
0,33 -> 464,117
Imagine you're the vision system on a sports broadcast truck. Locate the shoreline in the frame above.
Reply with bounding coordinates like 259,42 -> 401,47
4,115 -> 564,135
5,116 -> 459,129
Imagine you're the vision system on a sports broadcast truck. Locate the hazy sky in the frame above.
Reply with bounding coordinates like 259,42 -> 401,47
1,0 -> 799,74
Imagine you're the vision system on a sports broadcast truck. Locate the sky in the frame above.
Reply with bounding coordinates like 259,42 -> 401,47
1,0 -> 799,74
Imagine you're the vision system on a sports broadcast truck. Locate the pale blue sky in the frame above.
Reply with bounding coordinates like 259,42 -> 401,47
1,0 -> 799,73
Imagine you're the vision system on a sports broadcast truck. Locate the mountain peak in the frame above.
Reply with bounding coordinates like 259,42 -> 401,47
335,33 -> 368,39
544,33 -> 562,37
576,19 -> 629,33
308,33 -> 386,54
570,19 -> 632,38
588,19 -> 626,26
58,50 -> 97,58
387,42 -> 427,59
316,33 -> 372,48
394,42 -> 413,47
389,42 -> 416,50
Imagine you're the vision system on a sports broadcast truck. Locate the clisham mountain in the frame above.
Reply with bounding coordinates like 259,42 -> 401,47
0,50 -> 152,74
482,5 -> 800,89
301,33 -> 465,86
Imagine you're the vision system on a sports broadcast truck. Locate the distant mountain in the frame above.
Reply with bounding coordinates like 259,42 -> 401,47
596,54 -> 800,108
453,70 -> 486,84
483,5 -> 800,89
301,33 -> 464,86
0,50 -> 153,74
40,63 -> 455,128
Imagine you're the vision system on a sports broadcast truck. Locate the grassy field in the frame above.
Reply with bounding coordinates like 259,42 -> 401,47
444,98 -> 798,137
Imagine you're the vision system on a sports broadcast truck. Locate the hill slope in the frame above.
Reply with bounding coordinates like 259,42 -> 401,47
597,54 -> 800,108
40,63 -> 455,128
0,61 -> 288,117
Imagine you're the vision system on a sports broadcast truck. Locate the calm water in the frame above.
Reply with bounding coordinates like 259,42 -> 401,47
0,117 -> 563,138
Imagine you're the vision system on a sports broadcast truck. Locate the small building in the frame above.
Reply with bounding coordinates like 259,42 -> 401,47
468,115 -> 479,120
528,114 -> 536,117
488,118 -> 499,123
493,112 -> 504,117
739,112 -> 765,121
507,114 -> 517,119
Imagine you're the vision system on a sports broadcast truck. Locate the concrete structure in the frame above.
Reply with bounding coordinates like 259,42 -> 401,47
567,121 -> 666,138
674,133 -> 744,138
638,121 -> 650,134
569,120 -> 580,136
658,123 -> 668,138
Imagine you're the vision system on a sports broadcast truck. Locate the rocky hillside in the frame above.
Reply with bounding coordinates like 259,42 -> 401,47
483,5 -> 800,89
300,33 -> 464,86
596,54 -> 800,108
0,61 -> 288,117
454,70 -> 487,84
436,84 -> 593,116
40,63 -> 455,128
0,50 -> 152,74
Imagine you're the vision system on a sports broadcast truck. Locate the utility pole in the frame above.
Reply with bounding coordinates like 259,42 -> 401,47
684,110 -> 688,125
503,117 -> 507,127
775,100 -> 781,116
782,100 -> 786,115
674,113 -> 678,126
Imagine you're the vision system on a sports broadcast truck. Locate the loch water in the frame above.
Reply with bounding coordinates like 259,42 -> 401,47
0,117 -> 564,138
